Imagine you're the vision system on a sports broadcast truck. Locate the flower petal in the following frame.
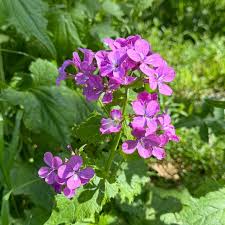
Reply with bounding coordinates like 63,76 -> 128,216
127,49 -> 141,62
137,142 -> 152,158
131,116 -> 146,129
158,83 -> 173,96
132,100 -> 145,116
44,152 -> 53,167
102,92 -> 113,104
68,156 -> 83,171
53,156 -> 62,168
67,174 -> 82,190
134,39 -> 150,56
146,100 -> 159,117
122,140 -> 138,154
110,109 -> 122,121
144,53 -> 164,67
140,63 -> 155,76
152,147 -> 166,160
79,167 -> 95,184
63,187 -> 76,199
38,167 -> 50,178
45,171 -> 56,184
58,164 -> 74,179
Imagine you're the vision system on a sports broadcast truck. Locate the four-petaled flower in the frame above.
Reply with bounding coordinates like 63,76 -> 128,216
100,109 -> 123,134
58,156 -> 94,198
38,152 -> 62,184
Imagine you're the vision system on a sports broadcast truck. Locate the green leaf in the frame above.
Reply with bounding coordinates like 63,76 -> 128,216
29,59 -> 58,86
10,162 -> 54,225
180,188 -> 225,225
5,110 -> 23,170
91,23 -> 119,41
1,0 -> 56,57
45,177 -> 118,224
161,188 -> 225,225
0,113 -> 4,165
116,158 -> 149,203
1,191 -> 11,225
1,86 -> 96,145
102,0 -> 124,18
199,122 -> 209,142
205,99 -> 225,109
74,112 -> 104,144
51,12 -> 83,56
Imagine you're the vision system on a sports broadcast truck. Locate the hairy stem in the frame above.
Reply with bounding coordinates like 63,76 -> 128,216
105,87 -> 129,177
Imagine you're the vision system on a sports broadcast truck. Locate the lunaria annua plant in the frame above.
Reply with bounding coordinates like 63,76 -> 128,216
38,35 -> 179,198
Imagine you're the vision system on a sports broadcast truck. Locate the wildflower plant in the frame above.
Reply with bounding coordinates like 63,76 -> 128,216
38,35 -> 179,222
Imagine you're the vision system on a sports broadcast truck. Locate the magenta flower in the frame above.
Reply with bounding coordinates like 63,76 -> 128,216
131,91 -> 160,129
58,156 -> 95,198
56,60 -> 74,85
157,113 -> 179,142
122,128 -> 165,159
83,75 -> 104,101
100,109 -> 123,134
144,64 -> 176,96
38,152 -> 62,184
56,48 -> 96,86
102,79 -> 120,104
73,48 -> 96,85
100,50 -> 127,79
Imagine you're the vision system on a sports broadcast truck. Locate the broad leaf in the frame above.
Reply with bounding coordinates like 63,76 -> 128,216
74,112 -> 104,144
1,86 -> 96,145
29,59 -> 58,86
1,0 -> 56,57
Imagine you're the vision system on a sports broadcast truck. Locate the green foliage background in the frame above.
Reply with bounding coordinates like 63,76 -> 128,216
0,0 -> 225,224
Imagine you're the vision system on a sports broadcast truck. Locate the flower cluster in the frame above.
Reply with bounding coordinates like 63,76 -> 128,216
38,152 -> 94,198
122,91 -> 179,159
57,35 -> 179,161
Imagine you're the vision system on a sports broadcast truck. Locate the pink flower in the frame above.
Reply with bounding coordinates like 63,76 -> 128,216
131,91 -> 159,129
100,109 -> 123,134
143,63 -> 176,96
122,128 -> 165,159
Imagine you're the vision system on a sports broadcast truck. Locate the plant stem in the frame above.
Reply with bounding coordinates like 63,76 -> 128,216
105,87 -> 129,177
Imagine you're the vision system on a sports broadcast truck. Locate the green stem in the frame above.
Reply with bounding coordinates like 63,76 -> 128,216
105,87 -> 129,177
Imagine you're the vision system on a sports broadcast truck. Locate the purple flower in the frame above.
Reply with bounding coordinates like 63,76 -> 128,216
100,109 -> 123,134
58,156 -> 95,198
127,38 -> 165,76
38,152 -> 62,184
83,75 -> 104,101
131,91 -> 159,129
122,128 -> 164,159
102,79 -> 120,104
157,113 -> 179,142
100,50 -> 127,79
73,49 -> 96,85
144,64 -> 176,96
56,60 -> 74,85
56,48 -> 96,86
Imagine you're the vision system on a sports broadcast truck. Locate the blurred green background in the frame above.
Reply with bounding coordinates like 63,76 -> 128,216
0,0 -> 225,224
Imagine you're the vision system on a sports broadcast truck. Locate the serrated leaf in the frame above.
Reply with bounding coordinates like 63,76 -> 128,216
74,112 -> 104,144
45,177 -> 118,224
160,188 -> 225,225
29,59 -> 58,86
179,188 -> 225,225
91,23 -> 119,41
1,86 -> 96,145
50,12 -> 83,57
1,0 -> 56,57
102,0 -> 124,18
116,158 -> 149,203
